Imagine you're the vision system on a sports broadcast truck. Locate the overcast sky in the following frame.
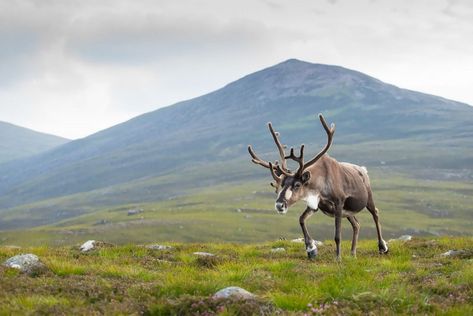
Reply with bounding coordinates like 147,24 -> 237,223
1,0 -> 472,139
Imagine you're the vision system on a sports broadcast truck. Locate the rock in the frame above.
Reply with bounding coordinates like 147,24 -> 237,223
146,244 -> 172,250
80,240 -> 96,252
3,245 -> 21,249
389,235 -> 412,242
3,254 -> 46,275
271,247 -> 286,253
127,208 -> 143,216
442,250 -> 465,257
94,219 -> 109,225
291,238 -> 323,246
213,286 -> 256,300
193,252 -> 215,257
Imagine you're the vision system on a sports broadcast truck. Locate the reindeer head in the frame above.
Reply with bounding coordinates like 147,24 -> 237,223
248,114 -> 335,214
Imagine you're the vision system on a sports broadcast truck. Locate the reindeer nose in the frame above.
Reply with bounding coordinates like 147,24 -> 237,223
275,201 -> 287,214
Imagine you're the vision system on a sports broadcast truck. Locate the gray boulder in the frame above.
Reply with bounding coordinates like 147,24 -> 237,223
146,244 -> 173,250
213,286 -> 256,299
3,254 -> 46,275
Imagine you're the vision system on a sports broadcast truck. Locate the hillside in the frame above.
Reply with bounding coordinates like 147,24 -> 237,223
1,237 -> 472,315
0,59 -> 472,230
0,121 -> 69,164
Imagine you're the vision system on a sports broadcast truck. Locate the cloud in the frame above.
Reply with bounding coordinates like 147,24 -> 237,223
0,0 -> 472,138
66,14 -> 276,65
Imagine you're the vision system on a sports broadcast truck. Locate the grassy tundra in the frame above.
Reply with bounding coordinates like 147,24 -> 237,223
0,169 -> 472,247
1,237 -> 472,315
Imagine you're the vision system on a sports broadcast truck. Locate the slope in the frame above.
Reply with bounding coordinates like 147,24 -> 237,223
0,121 -> 69,164
0,59 -> 472,220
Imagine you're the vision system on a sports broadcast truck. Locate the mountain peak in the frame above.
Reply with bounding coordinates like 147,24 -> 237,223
1,59 -> 472,218
277,58 -> 311,66
219,58 -> 382,104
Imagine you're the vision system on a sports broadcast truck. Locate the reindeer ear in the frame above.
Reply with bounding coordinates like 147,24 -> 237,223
301,171 -> 311,183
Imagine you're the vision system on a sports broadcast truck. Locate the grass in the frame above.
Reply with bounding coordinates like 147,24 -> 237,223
0,167 -> 472,247
0,237 -> 472,315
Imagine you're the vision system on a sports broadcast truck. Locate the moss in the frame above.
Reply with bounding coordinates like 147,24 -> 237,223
0,237 -> 472,314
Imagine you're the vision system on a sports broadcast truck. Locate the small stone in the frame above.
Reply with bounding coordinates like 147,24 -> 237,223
213,286 -> 256,299
291,238 -> 323,246
193,252 -> 215,257
80,240 -> 96,252
94,219 -> 108,225
3,254 -> 46,275
3,245 -> 21,249
442,250 -> 465,257
398,235 -> 412,241
271,247 -> 286,253
146,244 -> 172,250
389,235 -> 412,242
127,208 -> 143,216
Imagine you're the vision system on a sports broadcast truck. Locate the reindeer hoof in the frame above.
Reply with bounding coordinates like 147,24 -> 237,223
378,241 -> 389,254
307,249 -> 317,259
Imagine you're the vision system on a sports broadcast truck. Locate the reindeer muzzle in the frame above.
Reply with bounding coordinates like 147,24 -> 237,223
275,201 -> 288,214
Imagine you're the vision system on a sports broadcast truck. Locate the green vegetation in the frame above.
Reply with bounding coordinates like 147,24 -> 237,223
1,168 -> 471,246
1,59 -> 473,228
1,237 -> 471,315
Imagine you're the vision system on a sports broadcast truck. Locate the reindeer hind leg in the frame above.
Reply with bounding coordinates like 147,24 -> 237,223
367,195 -> 388,254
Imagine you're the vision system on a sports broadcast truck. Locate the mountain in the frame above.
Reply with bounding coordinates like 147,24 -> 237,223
0,59 -> 472,228
0,121 -> 69,164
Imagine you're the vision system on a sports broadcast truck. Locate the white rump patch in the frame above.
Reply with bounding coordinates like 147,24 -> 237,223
303,193 -> 319,210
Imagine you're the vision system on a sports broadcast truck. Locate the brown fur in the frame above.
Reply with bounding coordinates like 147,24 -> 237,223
248,114 -> 389,260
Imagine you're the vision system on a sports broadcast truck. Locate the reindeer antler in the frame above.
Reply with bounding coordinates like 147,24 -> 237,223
247,122 -> 293,184
248,114 -> 335,180
301,113 -> 335,171
247,145 -> 272,169
285,145 -> 305,176
268,123 -> 291,176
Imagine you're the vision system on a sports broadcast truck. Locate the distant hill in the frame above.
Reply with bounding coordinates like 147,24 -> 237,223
0,121 -> 69,164
0,59 -> 472,224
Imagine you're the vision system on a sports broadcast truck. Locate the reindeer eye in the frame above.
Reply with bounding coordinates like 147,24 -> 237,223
293,182 -> 301,190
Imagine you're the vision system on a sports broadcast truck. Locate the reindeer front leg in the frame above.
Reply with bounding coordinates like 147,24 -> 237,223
299,207 -> 317,259
347,216 -> 360,257
334,214 -> 342,261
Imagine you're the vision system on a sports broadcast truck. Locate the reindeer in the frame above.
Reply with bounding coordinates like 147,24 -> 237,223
248,114 -> 389,260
